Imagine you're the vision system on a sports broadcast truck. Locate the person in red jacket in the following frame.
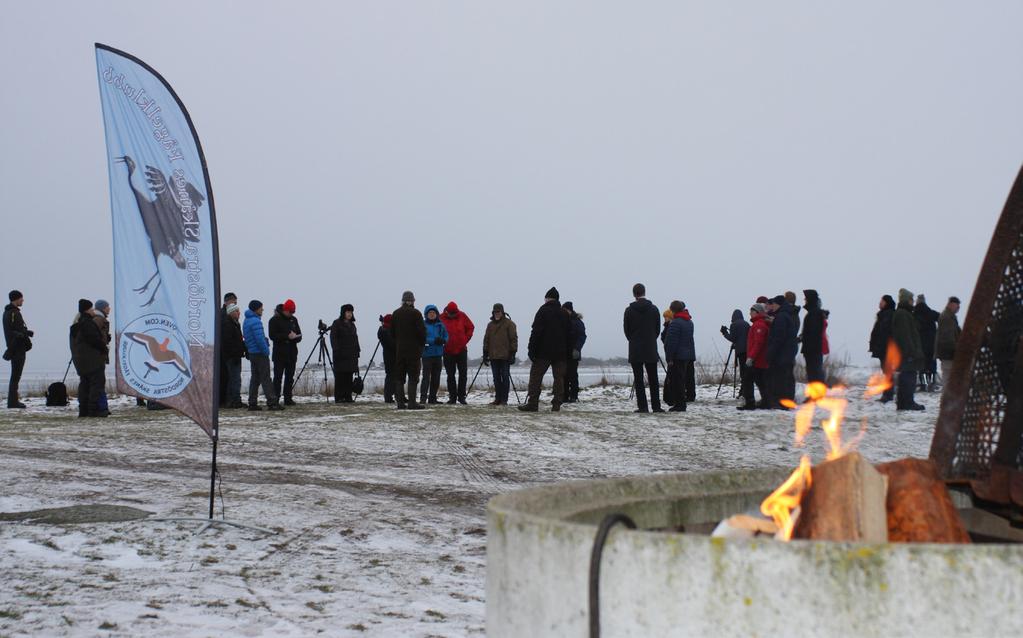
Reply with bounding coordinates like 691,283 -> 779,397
741,303 -> 772,410
441,301 -> 475,404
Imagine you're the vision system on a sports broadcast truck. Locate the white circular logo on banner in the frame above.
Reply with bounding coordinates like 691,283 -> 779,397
119,314 -> 192,398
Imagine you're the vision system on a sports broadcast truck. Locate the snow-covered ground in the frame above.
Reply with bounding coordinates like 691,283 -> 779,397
0,382 -> 938,637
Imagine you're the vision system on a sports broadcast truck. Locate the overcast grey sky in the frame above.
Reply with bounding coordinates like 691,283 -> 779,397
2,1 -> 1022,376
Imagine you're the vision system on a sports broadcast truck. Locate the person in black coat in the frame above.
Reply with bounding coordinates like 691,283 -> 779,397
330,304 -> 360,403
220,303 -> 246,408
269,299 -> 303,406
766,295 -> 799,408
869,294 -> 896,402
801,289 -> 826,385
519,287 -> 571,412
70,299 -> 107,418
624,283 -> 663,413
217,292 -> 237,407
913,294 -> 940,391
3,290 -> 33,409
721,308 -> 751,408
378,314 -> 396,403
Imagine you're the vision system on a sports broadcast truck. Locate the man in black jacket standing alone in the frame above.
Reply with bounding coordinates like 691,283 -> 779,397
269,299 -> 302,406
3,290 -> 33,409
519,287 -> 571,412
801,289 -> 826,385
624,283 -> 664,413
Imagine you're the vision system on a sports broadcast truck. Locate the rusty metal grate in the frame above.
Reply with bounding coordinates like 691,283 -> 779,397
931,165 -> 1023,505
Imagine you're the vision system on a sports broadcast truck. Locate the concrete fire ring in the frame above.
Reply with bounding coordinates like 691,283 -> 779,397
486,468 -> 1023,637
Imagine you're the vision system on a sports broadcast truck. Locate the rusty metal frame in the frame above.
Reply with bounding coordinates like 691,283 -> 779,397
930,164 -> 1023,504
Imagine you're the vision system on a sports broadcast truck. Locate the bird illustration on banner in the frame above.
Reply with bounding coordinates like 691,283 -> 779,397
114,155 -> 204,307
125,331 -> 192,378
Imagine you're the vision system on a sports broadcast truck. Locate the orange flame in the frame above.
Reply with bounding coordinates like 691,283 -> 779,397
762,360 -> 881,541
760,455 -> 812,540
791,382 -> 850,459
865,340 -> 901,398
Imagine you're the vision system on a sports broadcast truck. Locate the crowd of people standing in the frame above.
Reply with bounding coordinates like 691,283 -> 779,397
2,284 -> 964,416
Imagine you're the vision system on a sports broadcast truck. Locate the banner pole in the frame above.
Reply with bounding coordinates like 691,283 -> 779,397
208,437 -> 218,519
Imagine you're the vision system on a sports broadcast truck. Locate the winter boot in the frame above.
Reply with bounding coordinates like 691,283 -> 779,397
517,403 -> 538,412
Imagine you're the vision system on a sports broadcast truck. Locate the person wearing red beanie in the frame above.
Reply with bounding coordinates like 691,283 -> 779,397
269,299 -> 303,405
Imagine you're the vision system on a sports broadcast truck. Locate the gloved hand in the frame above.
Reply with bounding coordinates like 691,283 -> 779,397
745,358 -> 754,367
483,356 -> 491,366
26,330 -> 34,338
720,326 -> 729,337
572,349 -> 581,361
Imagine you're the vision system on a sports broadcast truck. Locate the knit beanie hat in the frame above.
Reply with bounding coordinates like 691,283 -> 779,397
751,303 -> 766,315
340,304 -> 355,317
402,290 -> 415,303
78,298 -> 93,313
283,299 -> 296,313
771,295 -> 786,305
756,296 -> 769,304
562,301 -> 574,312
898,288 -> 914,305
8,290 -> 22,302
545,287 -> 560,301
94,299 -> 110,314
492,303 -> 505,314
249,300 -> 263,312
226,303 -> 240,315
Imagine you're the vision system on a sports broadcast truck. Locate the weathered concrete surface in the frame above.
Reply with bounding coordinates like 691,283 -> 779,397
487,469 -> 1023,637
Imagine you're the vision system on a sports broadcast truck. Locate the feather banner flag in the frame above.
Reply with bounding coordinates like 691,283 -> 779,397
95,44 -> 221,439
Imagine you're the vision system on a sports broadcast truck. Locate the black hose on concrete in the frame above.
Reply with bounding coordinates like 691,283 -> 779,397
589,513 -> 637,638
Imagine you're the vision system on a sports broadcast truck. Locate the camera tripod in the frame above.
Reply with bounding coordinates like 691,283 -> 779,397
714,345 -> 738,399
294,327 -> 333,402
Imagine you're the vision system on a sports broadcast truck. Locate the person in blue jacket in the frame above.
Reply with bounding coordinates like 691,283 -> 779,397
663,300 -> 696,411
420,305 -> 448,405
244,300 -> 281,411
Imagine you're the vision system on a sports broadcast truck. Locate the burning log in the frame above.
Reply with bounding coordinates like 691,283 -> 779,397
875,458 -> 971,543
792,452 -> 888,543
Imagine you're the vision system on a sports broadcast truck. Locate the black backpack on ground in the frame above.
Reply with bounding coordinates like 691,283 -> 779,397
45,360 -> 73,407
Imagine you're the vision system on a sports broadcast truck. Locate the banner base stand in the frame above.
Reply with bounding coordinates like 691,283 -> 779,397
147,517 -> 276,536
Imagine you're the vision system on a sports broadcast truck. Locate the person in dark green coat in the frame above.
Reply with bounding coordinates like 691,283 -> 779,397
892,288 -> 924,411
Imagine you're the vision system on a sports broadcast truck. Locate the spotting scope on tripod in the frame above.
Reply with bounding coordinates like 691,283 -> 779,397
294,319 -> 334,401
